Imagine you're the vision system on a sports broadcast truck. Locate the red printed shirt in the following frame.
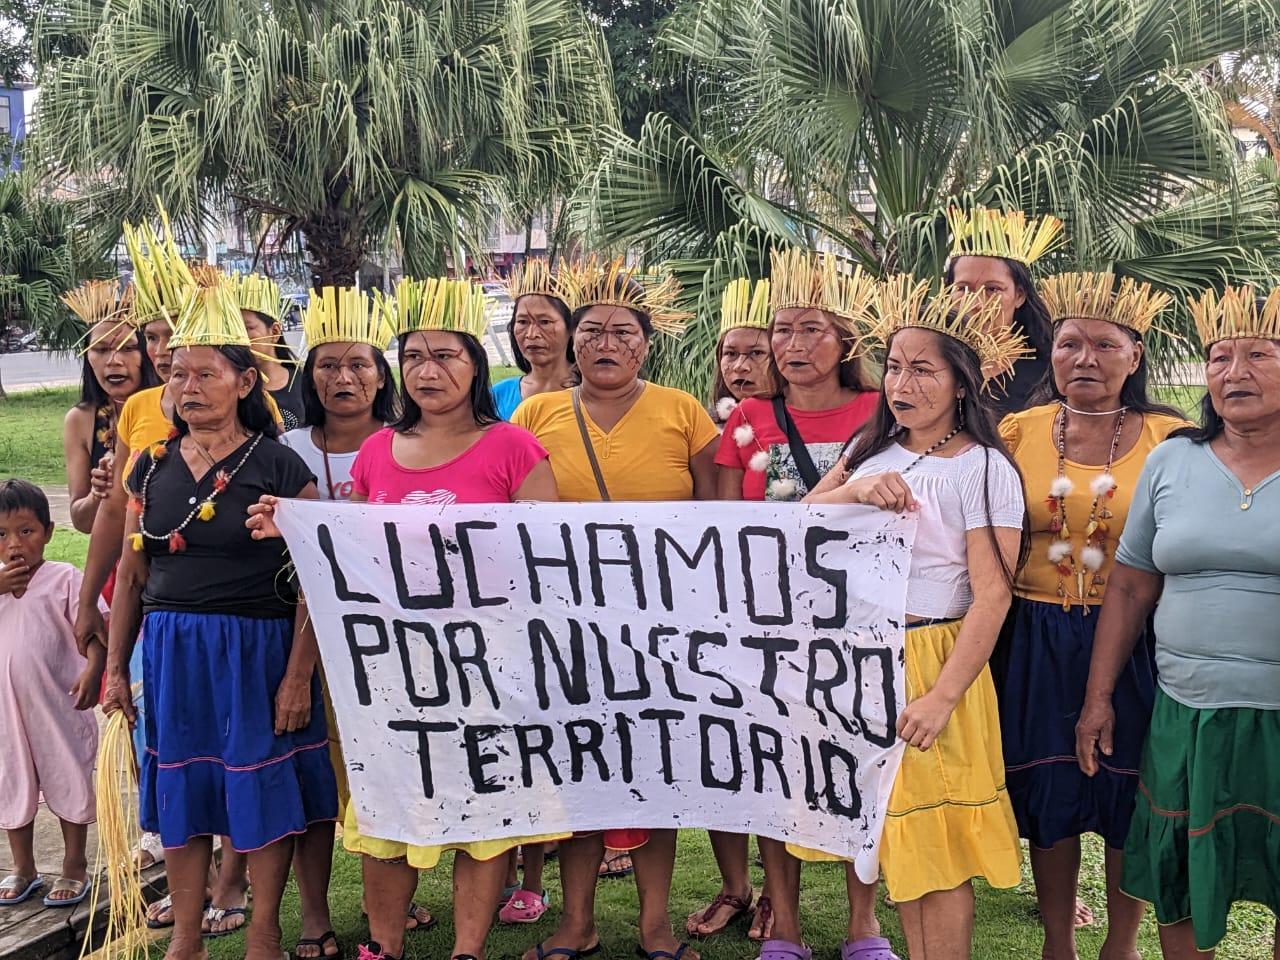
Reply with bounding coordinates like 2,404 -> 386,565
714,394 -> 878,501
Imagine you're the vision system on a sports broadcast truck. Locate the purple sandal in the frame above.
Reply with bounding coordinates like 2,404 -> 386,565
759,940 -> 812,960
842,937 -> 901,960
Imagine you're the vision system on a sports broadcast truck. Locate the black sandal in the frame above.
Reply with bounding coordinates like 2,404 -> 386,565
536,944 -> 602,960
295,930 -> 342,960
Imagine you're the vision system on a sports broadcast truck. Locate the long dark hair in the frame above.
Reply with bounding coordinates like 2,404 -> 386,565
1031,323 -> 1184,419
844,327 -> 1030,588
944,256 -> 1052,357
1171,391 -> 1224,444
392,331 -> 498,432
509,294 -> 576,374
79,327 -> 162,407
170,345 -> 280,439
300,346 -> 400,428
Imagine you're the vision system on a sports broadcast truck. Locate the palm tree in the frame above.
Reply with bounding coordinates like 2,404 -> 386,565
586,0 -> 1280,396
0,173 -> 102,397
32,0 -> 618,285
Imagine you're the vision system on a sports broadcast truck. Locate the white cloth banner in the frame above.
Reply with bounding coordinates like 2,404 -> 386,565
277,499 -> 916,877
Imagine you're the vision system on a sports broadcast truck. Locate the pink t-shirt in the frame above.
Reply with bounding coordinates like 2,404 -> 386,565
350,423 -> 549,505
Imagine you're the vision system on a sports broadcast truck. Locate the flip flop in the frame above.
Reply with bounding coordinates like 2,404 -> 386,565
203,905 -> 250,938
361,902 -> 437,934
294,930 -> 342,960
536,944 -> 602,960
406,902 -> 436,933
748,895 -> 774,942
599,851 -> 634,879
42,877 -> 89,908
0,874 -> 44,906
146,894 -> 211,929
634,944 -> 694,960
841,937 -> 900,960
135,832 -> 166,869
686,890 -> 753,937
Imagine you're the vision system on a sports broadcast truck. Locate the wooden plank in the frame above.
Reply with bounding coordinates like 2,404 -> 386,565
0,863 -> 169,960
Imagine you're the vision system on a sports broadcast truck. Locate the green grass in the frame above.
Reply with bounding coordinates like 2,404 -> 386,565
191,832 -> 1272,960
0,385 -> 76,484
1156,384 -> 1205,417
46,527 -> 89,566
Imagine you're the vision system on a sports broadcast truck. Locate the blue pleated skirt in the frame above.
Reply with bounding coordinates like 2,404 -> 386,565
993,598 -> 1155,850
139,610 -> 338,852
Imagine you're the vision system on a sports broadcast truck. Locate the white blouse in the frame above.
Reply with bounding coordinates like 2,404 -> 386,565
847,442 -> 1025,619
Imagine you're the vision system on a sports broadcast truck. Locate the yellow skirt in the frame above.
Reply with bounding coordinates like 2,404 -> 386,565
342,802 -> 568,869
320,668 -> 567,868
317,665 -> 350,824
788,619 -> 1022,902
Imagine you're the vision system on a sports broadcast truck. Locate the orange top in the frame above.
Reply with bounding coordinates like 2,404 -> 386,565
999,403 -> 1189,605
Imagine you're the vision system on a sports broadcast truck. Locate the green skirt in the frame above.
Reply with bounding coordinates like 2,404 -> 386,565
1122,689 -> 1280,950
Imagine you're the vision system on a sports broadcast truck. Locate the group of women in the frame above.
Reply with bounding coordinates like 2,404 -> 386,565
46,204 -> 1278,960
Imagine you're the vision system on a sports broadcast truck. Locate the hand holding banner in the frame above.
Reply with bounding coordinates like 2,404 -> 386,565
277,499 -> 916,881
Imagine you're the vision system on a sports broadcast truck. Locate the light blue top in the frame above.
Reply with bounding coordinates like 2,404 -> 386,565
1116,437 -> 1280,710
491,376 -> 524,421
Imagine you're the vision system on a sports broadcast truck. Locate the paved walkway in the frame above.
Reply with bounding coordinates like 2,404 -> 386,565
42,485 -> 73,528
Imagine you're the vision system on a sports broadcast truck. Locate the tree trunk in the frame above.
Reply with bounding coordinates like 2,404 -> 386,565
301,212 -> 367,290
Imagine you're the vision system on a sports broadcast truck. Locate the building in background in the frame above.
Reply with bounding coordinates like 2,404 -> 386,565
485,212 -> 548,277
0,82 -> 34,169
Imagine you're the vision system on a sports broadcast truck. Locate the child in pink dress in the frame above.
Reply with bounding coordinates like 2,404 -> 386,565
0,479 -> 106,908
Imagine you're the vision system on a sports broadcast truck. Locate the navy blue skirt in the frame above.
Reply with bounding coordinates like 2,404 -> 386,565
993,598 -> 1155,850
139,610 -> 338,852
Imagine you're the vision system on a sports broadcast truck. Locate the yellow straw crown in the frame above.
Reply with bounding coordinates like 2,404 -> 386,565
169,277 -> 254,350
64,279 -> 129,327
1039,272 -> 1170,338
67,281 -> 137,354
719,278 -> 772,336
508,258 -> 575,310
768,248 -> 877,330
123,204 -> 195,328
869,274 -> 1032,383
232,273 -> 285,323
393,277 -> 489,340
559,256 -> 691,336
303,286 -> 395,352
947,206 -> 1065,267
1188,284 -> 1280,349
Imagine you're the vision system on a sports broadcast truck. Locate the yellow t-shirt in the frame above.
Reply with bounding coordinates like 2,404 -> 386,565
1000,403 -> 1189,605
513,383 -> 718,502
118,385 -> 174,458
116,384 -> 285,485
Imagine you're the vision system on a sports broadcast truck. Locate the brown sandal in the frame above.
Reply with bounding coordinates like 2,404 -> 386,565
686,891 -> 754,937
747,895 -> 773,942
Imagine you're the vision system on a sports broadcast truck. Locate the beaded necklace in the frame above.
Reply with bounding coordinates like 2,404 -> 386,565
899,420 -> 965,475
838,419 -> 967,482
1046,404 -> 1125,612
131,432 -> 264,553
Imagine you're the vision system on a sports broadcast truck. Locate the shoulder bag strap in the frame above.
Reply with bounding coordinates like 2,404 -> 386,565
771,395 -> 820,491
571,386 -> 612,502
